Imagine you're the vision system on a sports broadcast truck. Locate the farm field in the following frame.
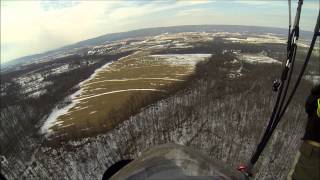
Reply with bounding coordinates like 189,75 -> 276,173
43,52 -> 212,140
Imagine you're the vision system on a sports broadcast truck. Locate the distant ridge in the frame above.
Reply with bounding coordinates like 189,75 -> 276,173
2,25 -> 313,71
57,25 -> 314,50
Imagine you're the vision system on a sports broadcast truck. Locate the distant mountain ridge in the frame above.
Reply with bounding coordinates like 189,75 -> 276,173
56,24 -> 314,50
2,25 -> 313,72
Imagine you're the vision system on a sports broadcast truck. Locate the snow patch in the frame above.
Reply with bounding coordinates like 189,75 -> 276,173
28,89 -> 47,98
79,62 -> 113,87
304,75 -> 320,85
60,123 -> 74,129
224,35 -> 286,44
51,64 -> 69,75
83,77 -> 183,86
239,54 -> 281,64
89,111 -> 97,114
75,89 -> 166,101
40,88 -> 81,135
40,62 -> 114,135
150,54 -> 211,65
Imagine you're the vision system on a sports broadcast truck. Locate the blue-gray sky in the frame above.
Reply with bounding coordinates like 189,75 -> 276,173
1,0 -> 319,63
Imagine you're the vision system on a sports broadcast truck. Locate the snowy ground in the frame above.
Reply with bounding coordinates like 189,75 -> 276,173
40,62 -> 113,135
238,53 -> 281,64
40,53 -> 211,139
41,52 -> 284,137
14,31 -> 310,141
224,34 -> 286,44
304,75 -> 320,85
150,54 -> 212,66
3,30 -> 316,180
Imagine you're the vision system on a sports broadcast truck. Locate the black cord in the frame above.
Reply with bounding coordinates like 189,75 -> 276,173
249,2 -> 299,166
259,12 -> 319,169
246,7 -> 320,175
252,44 -> 298,161
249,43 -> 298,167
278,11 -> 320,120
288,0 -> 292,53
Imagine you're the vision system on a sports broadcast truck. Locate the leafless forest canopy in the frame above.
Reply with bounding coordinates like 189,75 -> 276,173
0,35 -> 317,180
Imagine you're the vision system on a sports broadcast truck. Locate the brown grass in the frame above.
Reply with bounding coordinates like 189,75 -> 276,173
48,52 -> 205,143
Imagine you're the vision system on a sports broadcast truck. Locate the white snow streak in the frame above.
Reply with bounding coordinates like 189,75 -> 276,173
239,54 -> 281,64
40,54 -> 207,135
79,62 -> 113,86
40,89 -> 82,134
150,54 -> 211,65
41,61 -> 114,135
83,78 -> 183,86
75,89 -> 166,101
304,75 -> 320,85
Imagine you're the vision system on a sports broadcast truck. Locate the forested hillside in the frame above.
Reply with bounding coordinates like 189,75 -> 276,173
1,39 -> 314,179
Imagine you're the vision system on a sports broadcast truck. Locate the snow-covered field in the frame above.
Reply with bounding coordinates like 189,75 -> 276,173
41,53 -> 211,139
7,31 -> 304,139
224,34 -> 286,44
238,53 -> 281,64
3,29 -> 318,180
23,30 -> 315,142
150,54 -> 211,65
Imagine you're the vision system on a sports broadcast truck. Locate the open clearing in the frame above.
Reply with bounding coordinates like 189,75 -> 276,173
43,52 -> 211,140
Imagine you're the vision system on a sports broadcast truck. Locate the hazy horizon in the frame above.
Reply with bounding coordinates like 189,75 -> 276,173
1,0 -> 319,63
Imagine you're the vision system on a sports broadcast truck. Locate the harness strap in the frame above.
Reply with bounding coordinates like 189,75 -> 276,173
317,98 -> 320,118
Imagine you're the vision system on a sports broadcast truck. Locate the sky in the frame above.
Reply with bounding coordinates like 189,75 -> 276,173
1,0 -> 319,63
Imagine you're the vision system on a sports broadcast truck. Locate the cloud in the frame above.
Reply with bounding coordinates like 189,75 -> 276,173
303,0 -> 320,9
233,0 -> 272,6
1,0 -> 217,63
177,8 -> 210,16
1,1 -> 118,62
